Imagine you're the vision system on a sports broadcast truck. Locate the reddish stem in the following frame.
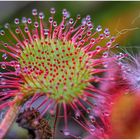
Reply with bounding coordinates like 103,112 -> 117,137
0,104 -> 20,138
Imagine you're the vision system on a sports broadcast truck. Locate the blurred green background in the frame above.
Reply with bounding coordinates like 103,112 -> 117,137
0,1 -> 140,47
0,1 -> 140,138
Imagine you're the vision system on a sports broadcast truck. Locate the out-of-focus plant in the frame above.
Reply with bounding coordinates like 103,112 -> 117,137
111,93 -> 140,139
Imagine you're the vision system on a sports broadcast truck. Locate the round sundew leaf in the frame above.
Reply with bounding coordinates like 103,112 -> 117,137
19,39 -> 92,103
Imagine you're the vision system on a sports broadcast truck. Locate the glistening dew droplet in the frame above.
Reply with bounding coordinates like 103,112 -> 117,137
2,54 -> 8,60
0,78 -> 6,85
1,64 -> 6,69
63,128 -> 70,136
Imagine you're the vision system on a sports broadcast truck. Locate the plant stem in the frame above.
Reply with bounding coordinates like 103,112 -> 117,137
53,104 -> 59,138
0,104 -> 20,138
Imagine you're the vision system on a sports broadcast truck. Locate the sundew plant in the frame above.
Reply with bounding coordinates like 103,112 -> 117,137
0,7 -> 121,138
119,50 -> 140,93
